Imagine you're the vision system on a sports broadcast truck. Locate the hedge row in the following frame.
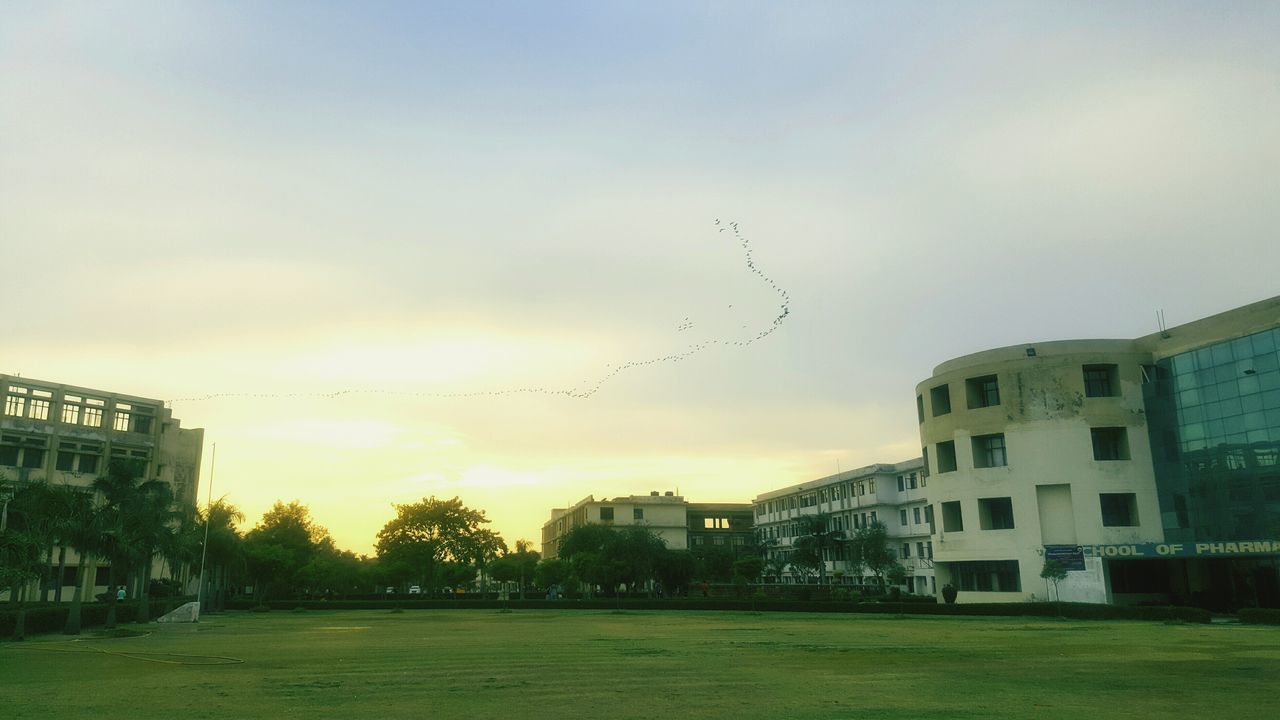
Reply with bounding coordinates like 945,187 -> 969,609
228,598 -> 1210,623
1238,608 -> 1280,625
0,597 -> 196,638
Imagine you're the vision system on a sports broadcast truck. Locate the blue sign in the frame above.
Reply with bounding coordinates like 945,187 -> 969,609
1044,544 -> 1086,571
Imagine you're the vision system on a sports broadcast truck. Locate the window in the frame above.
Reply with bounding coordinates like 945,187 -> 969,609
868,479 -> 875,494
916,395 -> 925,424
633,508 -> 644,520
83,398 -> 105,427
930,384 -> 952,416
897,476 -> 905,492
972,434 -> 1008,468
908,473 -> 917,489
916,542 -> 925,558
0,434 -> 48,469
978,497 -> 1015,530
924,506 -> 935,532
600,507 -> 614,521
926,541 -> 933,559
4,386 -> 27,417
712,535 -> 725,545
913,507 -> 922,524
1091,427 -> 1130,461
952,560 -> 1021,592
869,510 -> 877,524
704,517 -> 730,529
113,403 -> 132,432
922,447 -> 930,477
901,543 -> 911,559
966,375 -> 1000,408
936,441 -> 957,473
54,441 -> 102,474
900,509 -> 909,526
61,395 -> 81,425
1100,493 -> 1139,527
941,501 -> 964,532
1084,364 -> 1119,398
28,390 -> 52,420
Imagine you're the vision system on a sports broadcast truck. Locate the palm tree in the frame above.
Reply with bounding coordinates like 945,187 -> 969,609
61,489 -> 102,635
93,459 -> 145,628
129,479 -> 179,624
41,483 -> 93,603
199,499 -> 244,613
795,513 -> 845,586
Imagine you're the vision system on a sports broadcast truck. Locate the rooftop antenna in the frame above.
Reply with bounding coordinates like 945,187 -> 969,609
1157,309 -> 1171,339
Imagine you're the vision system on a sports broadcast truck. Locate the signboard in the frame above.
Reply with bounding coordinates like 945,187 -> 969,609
1081,541 -> 1280,559
1043,544 -> 1086,571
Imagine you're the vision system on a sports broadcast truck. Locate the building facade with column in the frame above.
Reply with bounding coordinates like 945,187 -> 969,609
916,295 -> 1280,608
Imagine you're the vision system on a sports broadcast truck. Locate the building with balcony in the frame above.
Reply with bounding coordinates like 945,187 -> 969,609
1,374 -> 204,600
752,459 -> 935,595
916,295 -> 1280,608
540,492 -> 753,562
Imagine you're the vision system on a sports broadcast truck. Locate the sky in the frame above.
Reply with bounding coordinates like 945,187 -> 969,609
2,2 -> 1278,555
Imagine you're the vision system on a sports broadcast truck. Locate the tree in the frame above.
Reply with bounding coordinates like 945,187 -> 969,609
557,524 -> 667,597
243,501 -> 329,601
794,513 -> 845,586
198,499 -> 244,611
489,540 -> 540,599
534,558 -> 571,591
847,521 -> 900,589
655,550 -> 695,596
1041,558 -> 1068,603
94,459 -> 148,628
733,555 -> 764,583
60,488 -> 103,635
375,497 -> 504,594
0,482 -> 46,640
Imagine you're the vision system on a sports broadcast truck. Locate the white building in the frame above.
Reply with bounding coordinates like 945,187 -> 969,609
916,295 -> 1280,608
752,459 -> 936,596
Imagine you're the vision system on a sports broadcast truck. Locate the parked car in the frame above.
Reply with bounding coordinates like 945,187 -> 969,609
385,586 -> 394,595
408,585 -> 421,594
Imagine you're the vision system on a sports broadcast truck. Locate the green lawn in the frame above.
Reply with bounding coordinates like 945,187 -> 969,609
2,610 -> 1278,719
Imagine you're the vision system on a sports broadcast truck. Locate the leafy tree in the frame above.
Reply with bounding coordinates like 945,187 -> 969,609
847,521 -> 900,588
693,544 -> 736,583
374,497 -> 504,594
733,555 -> 764,583
655,550 -> 695,596
489,539 -> 540,599
198,499 -> 244,611
534,558 -> 571,590
557,524 -> 667,596
794,513 -> 844,585
1041,558 -> 1068,603
243,500 -> 329,601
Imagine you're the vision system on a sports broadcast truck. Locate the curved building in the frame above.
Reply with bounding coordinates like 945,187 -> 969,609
917,296 -> 1280,607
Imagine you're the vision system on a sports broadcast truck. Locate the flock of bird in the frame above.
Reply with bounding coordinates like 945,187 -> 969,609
167,220 -> 792,406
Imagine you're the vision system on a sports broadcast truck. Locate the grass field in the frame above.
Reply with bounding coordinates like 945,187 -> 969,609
3,609 -> 1278,719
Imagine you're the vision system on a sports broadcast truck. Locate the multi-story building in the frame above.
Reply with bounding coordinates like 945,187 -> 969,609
916,295 -> 1280,608
686,502 -> 755,554
752,459 -> 936,595
1,374 -> 204,599
540,492 -> 753,561
541,491 -> 691,560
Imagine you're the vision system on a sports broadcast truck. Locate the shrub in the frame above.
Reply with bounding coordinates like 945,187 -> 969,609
941,584 -> 958,604
1239,608 -> 1280,625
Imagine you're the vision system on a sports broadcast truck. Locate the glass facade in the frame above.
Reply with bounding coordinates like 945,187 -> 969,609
1145,327 -> 1280,542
